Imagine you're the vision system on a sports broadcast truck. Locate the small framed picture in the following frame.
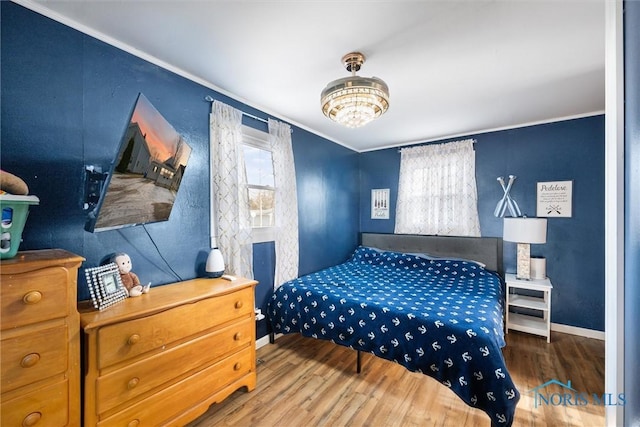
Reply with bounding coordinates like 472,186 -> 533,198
85,263 -> 128,310
536,180 -> 573,218
371,188 -> 390,219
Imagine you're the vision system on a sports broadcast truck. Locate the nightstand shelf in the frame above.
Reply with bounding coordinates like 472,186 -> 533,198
505,273 -> 553,343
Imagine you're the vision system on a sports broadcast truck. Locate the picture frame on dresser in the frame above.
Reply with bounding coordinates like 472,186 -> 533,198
85,263 -> 128,310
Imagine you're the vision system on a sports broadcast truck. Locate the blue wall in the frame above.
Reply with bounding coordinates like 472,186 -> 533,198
0,2 -> 360,340
360,117 -> 606,331
624,1 -> 640,424
2,2 -> 606,337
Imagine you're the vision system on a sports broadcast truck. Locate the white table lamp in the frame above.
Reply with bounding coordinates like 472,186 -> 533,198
503,217 -> 547,280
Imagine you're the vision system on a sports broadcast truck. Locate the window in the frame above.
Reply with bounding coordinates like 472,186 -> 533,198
394,139 -> 480,237
242,125 -> 275,242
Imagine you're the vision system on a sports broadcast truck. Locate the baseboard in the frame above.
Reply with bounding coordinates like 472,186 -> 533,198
256,334 -> 271,350
551,322 -> 605,340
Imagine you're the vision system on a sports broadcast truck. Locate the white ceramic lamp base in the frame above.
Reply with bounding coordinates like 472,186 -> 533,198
516,243 -> 531,280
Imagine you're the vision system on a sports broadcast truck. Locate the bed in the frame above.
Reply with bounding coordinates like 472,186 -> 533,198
268,233 -> 519,426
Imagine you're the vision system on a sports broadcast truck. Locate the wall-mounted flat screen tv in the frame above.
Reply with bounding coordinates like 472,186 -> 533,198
86,93 -> 192,232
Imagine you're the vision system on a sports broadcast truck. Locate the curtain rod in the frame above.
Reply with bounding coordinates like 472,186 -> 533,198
397,138 -> 477,152
204,96 -> 269,124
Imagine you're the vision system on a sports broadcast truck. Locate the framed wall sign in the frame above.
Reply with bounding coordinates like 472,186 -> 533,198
536,180 -> 573,218
371,188 -> 390,219
85,262 -> 128,310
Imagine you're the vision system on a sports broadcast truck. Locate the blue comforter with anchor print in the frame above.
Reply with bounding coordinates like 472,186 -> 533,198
268,246 -> 519,426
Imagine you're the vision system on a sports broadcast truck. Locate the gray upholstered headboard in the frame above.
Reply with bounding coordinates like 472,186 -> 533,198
360,233 -> 503,276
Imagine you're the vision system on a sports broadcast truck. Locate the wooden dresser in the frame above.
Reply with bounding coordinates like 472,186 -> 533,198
78,277 -> 258,426
0,249 -> 84,427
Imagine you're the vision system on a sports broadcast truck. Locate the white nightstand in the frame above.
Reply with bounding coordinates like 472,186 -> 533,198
505,273 -> 553,343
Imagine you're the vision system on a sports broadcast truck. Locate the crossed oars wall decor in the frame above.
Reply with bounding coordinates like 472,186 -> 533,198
494,175 -> 522,218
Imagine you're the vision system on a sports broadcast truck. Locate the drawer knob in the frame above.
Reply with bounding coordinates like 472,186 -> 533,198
234,300 -> 243,309
22,411 -> 42,426
127,334 -> 141,346
22,291 -> 42,305
127,377 -> 140,389
21,353 -> 40,368
234,362 -> 242,371
127,420 -> 140,427
234,332 -> 243,341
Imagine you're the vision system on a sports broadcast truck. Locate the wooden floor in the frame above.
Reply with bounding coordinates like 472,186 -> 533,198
188,331 -> 605,427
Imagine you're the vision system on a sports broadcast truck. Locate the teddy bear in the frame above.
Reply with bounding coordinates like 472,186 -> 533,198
111,252 -> 150,297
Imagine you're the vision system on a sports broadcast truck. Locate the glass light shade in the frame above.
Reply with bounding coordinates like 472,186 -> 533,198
320,76 -> 389,128
503,217 -> 547,244
205,247 -> 225,278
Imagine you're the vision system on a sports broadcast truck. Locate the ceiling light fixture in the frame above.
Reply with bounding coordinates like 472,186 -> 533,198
320,52 -> 389,128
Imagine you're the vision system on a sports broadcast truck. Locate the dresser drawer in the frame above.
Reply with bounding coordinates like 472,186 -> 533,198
97,346 -> 254,426
1,325 -> 67,393
1,379 -> 69,427
0,266 -> 69,330
97,287 -> 253,368
96,317 -> 253,414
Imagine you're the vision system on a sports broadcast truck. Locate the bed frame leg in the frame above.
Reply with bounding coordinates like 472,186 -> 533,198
269,332 -> 275,344
356,350 -> 362,374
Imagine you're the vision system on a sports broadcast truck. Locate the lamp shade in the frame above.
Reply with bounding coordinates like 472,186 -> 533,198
503,217 -> 547,244
321,76 -> 390,128
205,247 -> 225,278
320,52 -> 389,128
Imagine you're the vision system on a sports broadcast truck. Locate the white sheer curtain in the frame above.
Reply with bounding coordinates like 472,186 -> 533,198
395,139 -> 481,237
210,101 -> 253,279
269,119 -> 299,288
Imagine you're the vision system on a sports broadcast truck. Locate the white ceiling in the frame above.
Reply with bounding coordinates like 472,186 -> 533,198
24,0 -> 605,152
